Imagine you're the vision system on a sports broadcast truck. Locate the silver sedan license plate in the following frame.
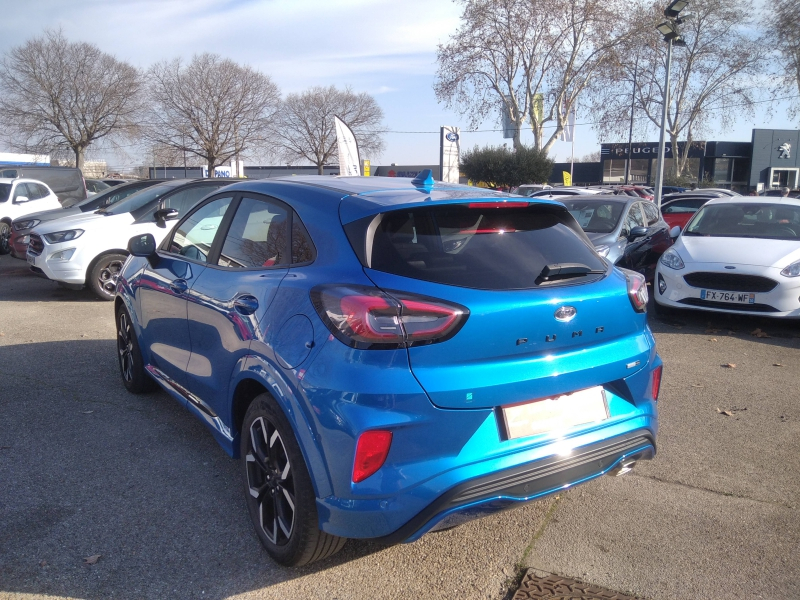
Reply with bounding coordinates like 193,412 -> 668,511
502,386 -> 609,440
700,289 -> 755,304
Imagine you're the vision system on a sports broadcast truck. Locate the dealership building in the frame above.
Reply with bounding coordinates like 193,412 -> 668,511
596,128 -> 800,192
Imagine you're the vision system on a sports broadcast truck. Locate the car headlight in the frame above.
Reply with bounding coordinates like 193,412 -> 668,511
13,219 -> 40,231
781,259 -> 800,277
43,229 -> 84,244
595,244 -> 610,258
660,248 -> 685,270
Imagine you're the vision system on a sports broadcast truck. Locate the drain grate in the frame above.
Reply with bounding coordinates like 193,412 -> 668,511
513,570 -> 644,600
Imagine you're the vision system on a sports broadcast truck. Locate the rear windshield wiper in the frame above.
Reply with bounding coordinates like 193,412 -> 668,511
536,263 -> 605,285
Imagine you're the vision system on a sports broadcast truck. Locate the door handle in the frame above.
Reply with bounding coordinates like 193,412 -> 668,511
170,278 -> 188,294
234,294 -> 259,315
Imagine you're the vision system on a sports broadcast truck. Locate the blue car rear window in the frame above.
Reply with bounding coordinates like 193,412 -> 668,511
349,203 -> 606,290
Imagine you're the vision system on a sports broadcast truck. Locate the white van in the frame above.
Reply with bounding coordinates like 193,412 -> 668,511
0,178 -> 62,254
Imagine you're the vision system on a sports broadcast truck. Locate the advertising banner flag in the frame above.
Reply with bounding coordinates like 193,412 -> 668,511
560,106 -> 576,143
532,94 -> 543,124
563,171 -> 572,186
440,126 -> 461,183
335,116 -> 361,176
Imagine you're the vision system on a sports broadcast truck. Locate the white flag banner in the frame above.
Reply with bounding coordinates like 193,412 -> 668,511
439,126 -> 461,183
560,107 -> 576,143
335,116 -> 361,176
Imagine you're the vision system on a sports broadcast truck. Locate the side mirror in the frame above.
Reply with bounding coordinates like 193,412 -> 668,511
128,233 -> 157,257
669,225 -> 681,238
628,226 -> 648,240
154,207 -> 179,228
14,196 -> 29,204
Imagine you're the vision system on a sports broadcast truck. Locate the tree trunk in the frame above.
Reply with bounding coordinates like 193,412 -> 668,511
317,163 -> 324,175
512,124 -> 523,151
74,146 -> 84,172
207,159 -> 215,178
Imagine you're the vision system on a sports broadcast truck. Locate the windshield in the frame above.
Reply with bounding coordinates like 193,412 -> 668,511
0,183 -> 10,203
561,200 -> 626,233
684,203 -> 800,240
97,180 -> 187,216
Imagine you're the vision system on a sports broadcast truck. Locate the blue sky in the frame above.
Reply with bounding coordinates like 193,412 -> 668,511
0,0 -> 794,169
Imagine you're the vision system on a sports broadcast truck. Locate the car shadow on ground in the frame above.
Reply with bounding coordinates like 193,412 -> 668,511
646,295 -> 800,349
0,339 -> 398,600
0,256 -> 101,303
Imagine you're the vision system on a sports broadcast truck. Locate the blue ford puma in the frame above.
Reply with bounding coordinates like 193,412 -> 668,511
115,173 -> 661,566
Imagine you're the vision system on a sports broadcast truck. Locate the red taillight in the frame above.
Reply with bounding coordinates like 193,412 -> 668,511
353,430 -> 393,483
468,202 -> 528,209
619,268 -> 648,313
652,365 -> 663,400
311,285 -> 469,349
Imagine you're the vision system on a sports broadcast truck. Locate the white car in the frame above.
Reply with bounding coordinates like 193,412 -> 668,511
26,179 -> 232,299
528,187 -> 610,199
0,178 -> 61,254
654,197 -> 800,318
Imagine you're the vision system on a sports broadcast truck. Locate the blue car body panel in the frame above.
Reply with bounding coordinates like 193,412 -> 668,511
116,176 -> 661,544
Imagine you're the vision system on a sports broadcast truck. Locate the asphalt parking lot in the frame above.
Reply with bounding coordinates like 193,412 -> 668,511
1,253 -> 798,600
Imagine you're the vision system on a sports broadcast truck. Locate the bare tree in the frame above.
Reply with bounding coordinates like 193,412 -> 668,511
590,0 -> 768,178
273,85 -> 385,175
0,29 -> 143,171
146,53 -> 281,175
768,0 -> 800,121
435,0 -> 628,153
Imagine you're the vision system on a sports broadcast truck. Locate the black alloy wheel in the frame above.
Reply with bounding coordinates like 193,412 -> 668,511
241,395 -> 346,566
90,252 -> 127,300
115,305 -> 157,394
0,222 -> 10,255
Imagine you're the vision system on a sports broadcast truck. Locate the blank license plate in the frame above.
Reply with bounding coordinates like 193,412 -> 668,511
700,289 -> 755,304
502,386 -> 609,440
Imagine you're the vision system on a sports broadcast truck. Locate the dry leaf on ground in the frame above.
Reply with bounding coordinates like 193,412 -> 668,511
716,408 -> 734,416
722,363 -> 736,368
709,338 -> 718,342
692,384 -> 704,388
83,555 -> 101,565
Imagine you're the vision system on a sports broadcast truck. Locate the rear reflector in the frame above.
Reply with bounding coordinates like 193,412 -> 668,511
468,202 -> 528,209
652,365 -> 663,400
353,430 -> 393,483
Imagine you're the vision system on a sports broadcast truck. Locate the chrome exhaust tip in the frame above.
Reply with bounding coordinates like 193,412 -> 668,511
608,459 -> 637,477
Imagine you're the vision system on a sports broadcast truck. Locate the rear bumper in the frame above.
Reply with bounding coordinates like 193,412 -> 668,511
379,429 -> 655,544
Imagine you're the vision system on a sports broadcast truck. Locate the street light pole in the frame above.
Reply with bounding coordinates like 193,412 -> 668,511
624,57 -> 639,186
653,39 -> 673,210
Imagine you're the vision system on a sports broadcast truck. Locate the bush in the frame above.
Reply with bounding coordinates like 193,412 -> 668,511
460,144 -> 553,189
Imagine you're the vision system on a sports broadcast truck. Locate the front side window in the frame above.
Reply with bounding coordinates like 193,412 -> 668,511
0,183 -> 11,203
13,183 -> 31,201
167,196 -> 234,263
218,197 -> 289,269
624,204 -> 645,233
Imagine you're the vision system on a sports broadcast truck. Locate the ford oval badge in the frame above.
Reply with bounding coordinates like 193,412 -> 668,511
554,306 -> 577,322
446,132 -> 459,142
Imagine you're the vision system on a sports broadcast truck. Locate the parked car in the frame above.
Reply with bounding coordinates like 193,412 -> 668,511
9,180 -> 164,259
0,166 -> 87,207
661,186 -> 686,195
655,198 -> 800,317
102,178 -> 135,187
528,187 -> 609,199
661,189 -> 728,204
560,195 -> 676,281
26,179 -> 233,299
0,179 -> 62,255
85,179 -> 112,195
615,185 -> 654,201
116,173 -> 662,566
516,184 -> 552,196
660,194 -> 714,232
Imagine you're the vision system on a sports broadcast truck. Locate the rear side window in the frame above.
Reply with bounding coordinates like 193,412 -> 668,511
347,204 -> 605,290
218,197 -> 290,269
642,201 -> 660,225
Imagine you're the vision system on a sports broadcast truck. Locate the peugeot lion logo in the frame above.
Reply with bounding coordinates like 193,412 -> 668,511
446,132 -> 459,142
779,142 -> 791,159
554,306 -> 577,322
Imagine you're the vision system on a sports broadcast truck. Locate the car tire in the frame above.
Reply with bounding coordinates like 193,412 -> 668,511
89,253 -> 127,300
0,222 -> 11,255
241,394 -> 347,566
115,305 -> 158,394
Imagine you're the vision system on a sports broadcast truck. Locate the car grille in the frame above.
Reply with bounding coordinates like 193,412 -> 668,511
28,233 -> 44,256
682,272 -> 778,293
678,298 -> 780,312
